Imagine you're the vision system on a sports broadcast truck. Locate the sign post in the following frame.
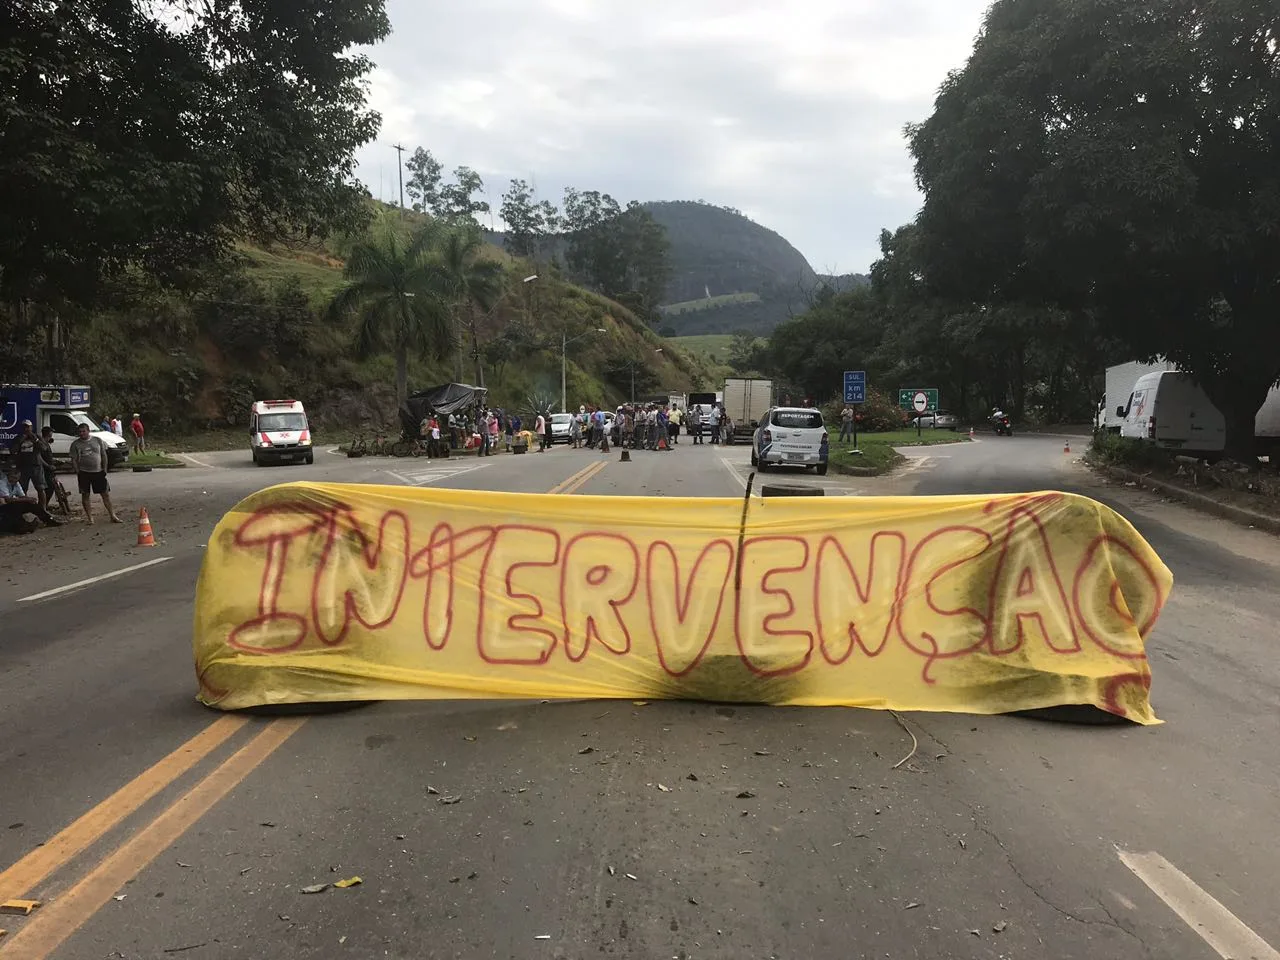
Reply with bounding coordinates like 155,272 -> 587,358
843,371 -> 866,449
897,388 -> 940,437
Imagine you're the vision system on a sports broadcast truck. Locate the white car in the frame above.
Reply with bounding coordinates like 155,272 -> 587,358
550,413 -> 574,443
751,407 -> 829,475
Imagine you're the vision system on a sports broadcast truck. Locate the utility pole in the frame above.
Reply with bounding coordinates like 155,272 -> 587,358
392,143 -> 406,210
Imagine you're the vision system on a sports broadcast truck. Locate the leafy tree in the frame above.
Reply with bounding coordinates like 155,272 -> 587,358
603,350 -> 660,400
561,189 -> 670,323
907,0 -> 1280,455
431,225 -> 506,385
500,179 -> 540,258
728,332 -> 761,372
438,167 -> 490,225
405,148 -> 443,214
328,215 -> 457,409
0,0 -> 388,312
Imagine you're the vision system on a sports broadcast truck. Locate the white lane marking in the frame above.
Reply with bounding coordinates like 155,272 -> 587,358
718,456 -> 755,496
1118,850 -> 1280,960
716,457 -> 860,496
19,557 -> 174,603
387,460 -> 491,487
176,453 -> 217,469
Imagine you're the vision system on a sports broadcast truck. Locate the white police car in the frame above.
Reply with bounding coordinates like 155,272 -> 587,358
751,407 -> 829,475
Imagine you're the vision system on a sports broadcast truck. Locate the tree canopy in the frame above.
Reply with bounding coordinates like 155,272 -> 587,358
0,0 -> 389,308
907,0 -> 1280,453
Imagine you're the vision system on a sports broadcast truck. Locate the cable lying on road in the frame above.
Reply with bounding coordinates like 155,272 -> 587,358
889,710 -> 919,770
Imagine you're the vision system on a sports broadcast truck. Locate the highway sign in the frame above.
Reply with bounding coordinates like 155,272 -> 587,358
897,388 -> 939,412
843,370 -> 866,404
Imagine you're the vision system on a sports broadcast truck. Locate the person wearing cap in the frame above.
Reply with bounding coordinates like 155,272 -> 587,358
1,462 -> 62,533
130,412 -> 146,453
70,423 -> 121,523
8,419 -> 51,512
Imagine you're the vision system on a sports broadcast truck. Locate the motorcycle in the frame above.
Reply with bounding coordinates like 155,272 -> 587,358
992,414 -> 1013,436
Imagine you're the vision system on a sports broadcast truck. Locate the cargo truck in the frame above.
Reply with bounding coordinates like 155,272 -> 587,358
0,384 -> 130,466
722,378 -> 773,440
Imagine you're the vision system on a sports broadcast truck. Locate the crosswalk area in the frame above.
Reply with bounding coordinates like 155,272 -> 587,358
384,457 -> 492,487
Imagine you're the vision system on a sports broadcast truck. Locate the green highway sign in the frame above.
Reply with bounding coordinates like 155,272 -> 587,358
898,388 -> 940,413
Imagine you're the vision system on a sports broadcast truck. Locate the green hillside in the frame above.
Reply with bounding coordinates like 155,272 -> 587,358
56,222 -> 713,439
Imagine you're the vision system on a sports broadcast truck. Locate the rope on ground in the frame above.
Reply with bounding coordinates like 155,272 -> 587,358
889,710 -> 918,770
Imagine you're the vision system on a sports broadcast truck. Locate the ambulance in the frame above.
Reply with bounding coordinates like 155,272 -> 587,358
249,399 -> 313,465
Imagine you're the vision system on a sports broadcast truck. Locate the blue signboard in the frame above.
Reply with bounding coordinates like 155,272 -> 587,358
843,370 -> 866,404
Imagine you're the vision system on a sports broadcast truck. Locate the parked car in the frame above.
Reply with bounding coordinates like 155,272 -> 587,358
915,409 -> 959,430
550,413 -> 574,443
751,407 -> 829,475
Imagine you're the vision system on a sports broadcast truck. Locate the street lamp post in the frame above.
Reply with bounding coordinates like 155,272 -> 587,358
562,328 -> 608,412
629,347 -> 663,402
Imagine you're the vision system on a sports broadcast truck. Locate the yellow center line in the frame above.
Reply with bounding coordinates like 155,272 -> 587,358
549,459 -> 607,495
0,715 -> 247,902
1,719 -> 305,960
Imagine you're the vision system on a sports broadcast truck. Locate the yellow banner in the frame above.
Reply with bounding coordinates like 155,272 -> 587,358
193,483 -> 1172,723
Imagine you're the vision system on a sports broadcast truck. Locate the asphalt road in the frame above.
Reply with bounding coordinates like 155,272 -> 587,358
1,435 -> 1277,960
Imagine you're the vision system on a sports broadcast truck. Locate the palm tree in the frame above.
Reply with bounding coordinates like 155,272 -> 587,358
328,214 -> 456,410
431,224 -> 506,387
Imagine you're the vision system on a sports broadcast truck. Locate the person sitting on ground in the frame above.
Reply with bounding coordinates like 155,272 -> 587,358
0,464 -> 62,533
70,422 -> 121,524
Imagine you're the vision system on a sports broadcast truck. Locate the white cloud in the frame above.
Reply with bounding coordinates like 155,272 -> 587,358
355,0 -> 991,273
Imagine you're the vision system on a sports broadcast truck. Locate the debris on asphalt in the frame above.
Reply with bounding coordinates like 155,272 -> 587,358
607,866 -> 616,876
7,823 -> 22,829
534,934 -> 551,940
334,876 -> 362,888
439,795 -> 463,805
260,821 -> 276,828
578,746 -> 595,755
958,839 -> 967,850
113,895 -> 127,901
395,834 -> 406,840
993,920 -> 1009,933
496,721 -> 518,731
239,866 -> 253,876
277,914 -> 291,922
736,790 -> 756,799
687,897 -> 699,906
968,929 -> 981,936
632,701 -> 649,706
0,900 -> 41,915
426,785 -> 439,795
161,943 -> 206,954
300,884 -> 329,895
904,902 -> 921,910
754,749 -> 771,756
657,783 -> 671,792
624,873 -> 638,880
176,861 -> 192,868
686,773 -> 698,781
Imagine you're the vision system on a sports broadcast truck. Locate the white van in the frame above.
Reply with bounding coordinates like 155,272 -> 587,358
751,407 -> 829,475
250,399 -> 313,465
1118,372 -> 1225,453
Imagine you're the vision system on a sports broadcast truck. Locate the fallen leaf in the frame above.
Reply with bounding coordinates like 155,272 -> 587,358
300,884 -> 329,895
578,746 -> 595,755
754,750 -> 771,757
686,774 -> 699,782
657,783 -> 671,792
112,895 -> 127,902
334,876 -> 362,889
426,786 -> 439,795
439,796 -> 462,805
687,897 -> 699,906
736,790 -> 756,799
905,902 -> 921,910
968,929 -> 981,937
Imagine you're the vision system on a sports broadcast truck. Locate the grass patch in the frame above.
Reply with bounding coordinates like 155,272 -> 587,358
662,293 -> 760,316
126,450 -> 185,467
829,429 -> 971,474
1087,431 -> 1175,470
668,334 -> 735,362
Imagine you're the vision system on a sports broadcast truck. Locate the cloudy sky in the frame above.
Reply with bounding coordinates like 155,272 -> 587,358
355,0 -> 992,275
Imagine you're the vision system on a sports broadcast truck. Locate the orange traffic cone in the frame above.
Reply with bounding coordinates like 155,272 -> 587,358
657,436 -> 668,451
136,507 -> 156,547
1064,439 -> 1071,454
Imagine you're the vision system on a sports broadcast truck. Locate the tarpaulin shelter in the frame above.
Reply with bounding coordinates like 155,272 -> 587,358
398,383 -> 487,437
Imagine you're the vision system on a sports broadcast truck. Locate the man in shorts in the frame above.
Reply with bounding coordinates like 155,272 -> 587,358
69,422 -> 121,524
